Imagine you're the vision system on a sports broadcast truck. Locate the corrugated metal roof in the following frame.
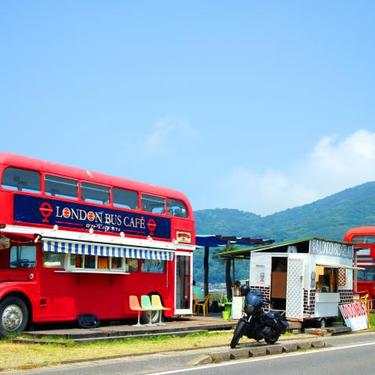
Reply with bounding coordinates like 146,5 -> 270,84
217,237 -> 351,258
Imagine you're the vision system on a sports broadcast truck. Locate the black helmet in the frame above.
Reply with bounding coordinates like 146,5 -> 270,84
240,284 -> 250,297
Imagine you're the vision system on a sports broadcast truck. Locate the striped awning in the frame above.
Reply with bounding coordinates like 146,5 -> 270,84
42,239 -> 174,261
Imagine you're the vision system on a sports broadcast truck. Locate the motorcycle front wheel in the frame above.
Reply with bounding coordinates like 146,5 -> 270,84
230,319 -> 246,348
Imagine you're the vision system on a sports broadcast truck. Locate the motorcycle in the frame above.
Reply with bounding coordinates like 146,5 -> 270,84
230,286 -> 288,349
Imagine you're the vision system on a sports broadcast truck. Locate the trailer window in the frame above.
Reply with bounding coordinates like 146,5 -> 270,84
316,266 -> 338,292
45,175 -> 78,200
2,167 -> 40,193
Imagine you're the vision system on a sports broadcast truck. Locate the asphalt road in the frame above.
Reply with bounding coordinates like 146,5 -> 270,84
153,342 -> 375,375
12,332 -> 375,375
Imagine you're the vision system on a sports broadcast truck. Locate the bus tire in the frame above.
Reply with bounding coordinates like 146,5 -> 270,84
142,309 -> 162,324
0,296 -> 29,336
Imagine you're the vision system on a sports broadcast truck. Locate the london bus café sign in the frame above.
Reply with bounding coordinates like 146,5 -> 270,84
13,195 -> 171,239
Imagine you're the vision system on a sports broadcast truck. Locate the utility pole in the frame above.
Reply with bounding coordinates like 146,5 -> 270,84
225,241 -> 233,301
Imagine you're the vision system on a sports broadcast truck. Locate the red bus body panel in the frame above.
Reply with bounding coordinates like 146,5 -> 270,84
344,226 -> 375,300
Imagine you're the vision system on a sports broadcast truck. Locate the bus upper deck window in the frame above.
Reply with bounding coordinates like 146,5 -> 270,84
45,175 -> 78,200
142,194 -> 165,214
353,235 -> 375,244
81,182 -> 110,205
113,188 -> 138,209
2,167 -> 40,193
167,199 -> 188,218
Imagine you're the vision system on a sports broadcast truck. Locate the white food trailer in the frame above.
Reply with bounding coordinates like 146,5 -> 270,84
248,238 -> 355,322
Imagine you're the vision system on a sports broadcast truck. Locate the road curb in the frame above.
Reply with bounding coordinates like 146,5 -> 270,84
194,339 -> 330,365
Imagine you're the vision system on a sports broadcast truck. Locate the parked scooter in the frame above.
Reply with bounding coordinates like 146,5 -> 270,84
230,286 -> 288,348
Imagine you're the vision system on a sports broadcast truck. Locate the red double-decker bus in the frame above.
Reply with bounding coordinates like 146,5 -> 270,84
344,226 -> 375,303
0,153 -> 195,335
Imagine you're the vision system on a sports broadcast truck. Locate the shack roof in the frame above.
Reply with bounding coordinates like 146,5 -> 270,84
217,237 -> 352,259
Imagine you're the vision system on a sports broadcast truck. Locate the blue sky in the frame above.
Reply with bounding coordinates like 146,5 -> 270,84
1,1 -> 375,215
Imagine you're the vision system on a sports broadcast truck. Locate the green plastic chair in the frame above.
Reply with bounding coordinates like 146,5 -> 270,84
141,295 -> 155,325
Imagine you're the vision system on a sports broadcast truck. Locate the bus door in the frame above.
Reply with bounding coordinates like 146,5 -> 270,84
175,251 -> 192,315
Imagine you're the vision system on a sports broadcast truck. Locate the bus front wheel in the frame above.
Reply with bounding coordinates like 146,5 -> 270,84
0,296 -> 29,336
142,309 -> 162,324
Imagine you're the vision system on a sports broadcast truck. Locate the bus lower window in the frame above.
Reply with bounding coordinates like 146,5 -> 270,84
97,256 -> 109,269
111,257 -> 123,270
125,259 -> 138,272
70,254 -> 83,268
85,255 -> 96,269
141,259 -> 165,273
10,246 -> 36,268
67,254 -> 136,272
43,252 -> 64,268
2,167 -> 40,193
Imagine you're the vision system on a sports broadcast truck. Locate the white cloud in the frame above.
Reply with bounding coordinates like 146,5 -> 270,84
143,115 -> 197,153
218,129 -> 375,216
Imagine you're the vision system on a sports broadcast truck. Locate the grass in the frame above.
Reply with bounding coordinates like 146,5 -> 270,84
0,331 -> 238,371
369,312 -> 375,329
0,315 -> 368,372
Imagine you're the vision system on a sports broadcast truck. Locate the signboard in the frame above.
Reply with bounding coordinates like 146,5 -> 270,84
339,302 -> 368,331
310,239 -> 353,259
13,195 -> 171,239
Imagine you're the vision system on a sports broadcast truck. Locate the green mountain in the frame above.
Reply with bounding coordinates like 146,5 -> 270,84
194,182 -> 375,284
